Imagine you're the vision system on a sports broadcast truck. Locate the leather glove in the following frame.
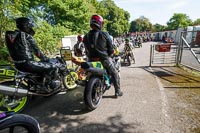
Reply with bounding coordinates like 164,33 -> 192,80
41,56 -> 49,62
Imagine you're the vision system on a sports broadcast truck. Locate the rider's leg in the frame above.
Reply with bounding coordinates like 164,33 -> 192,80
23,61 -> 60,92
131,52 -> 135,62
102,58 -> 123,97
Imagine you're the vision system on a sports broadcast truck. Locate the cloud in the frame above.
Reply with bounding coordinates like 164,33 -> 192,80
115,0 -> 169,4
170,1 -> 188,9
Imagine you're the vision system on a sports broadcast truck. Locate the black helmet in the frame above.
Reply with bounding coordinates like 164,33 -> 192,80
15,17 -> 35,35
90,15 -> 104,30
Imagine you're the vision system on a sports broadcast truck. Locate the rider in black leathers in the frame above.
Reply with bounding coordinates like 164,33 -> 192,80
83,15 -> 123,98
5,17 -> 58,93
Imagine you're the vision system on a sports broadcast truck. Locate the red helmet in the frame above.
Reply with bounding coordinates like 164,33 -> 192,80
77,35 -> 83,42
90,15 -> 104,29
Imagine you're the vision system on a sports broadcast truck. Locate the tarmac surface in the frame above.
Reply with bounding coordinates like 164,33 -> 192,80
24,42 -> 200,133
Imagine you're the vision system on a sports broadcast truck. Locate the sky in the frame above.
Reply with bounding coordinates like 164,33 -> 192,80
114,0 -> 200,25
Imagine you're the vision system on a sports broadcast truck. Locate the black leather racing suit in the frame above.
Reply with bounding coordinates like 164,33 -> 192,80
83,29 -> 120,91
5,30 -> 55,74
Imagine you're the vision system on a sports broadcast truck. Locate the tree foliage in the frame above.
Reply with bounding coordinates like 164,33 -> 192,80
167,13 -> 192,30
193,18 -> 200,26
0,0 -> 130,63
97,0 -> 130,36
0,0 -> 199,64
130,16 -> 152,32
152,23 -> 166,32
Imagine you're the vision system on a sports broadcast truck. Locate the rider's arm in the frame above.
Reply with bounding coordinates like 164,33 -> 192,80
83,35 -> 89,57
129,43 -> 134,49
105,32 -> 114,56
124,44 -> 128,51
27,35 -> 46,60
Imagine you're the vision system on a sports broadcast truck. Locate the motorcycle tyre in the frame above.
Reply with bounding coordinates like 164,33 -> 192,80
127,56 -> 131,66
84,77 -> 103,111
63,69 -> 78,90
0,81 -> 29,113
0,114 -> 40,133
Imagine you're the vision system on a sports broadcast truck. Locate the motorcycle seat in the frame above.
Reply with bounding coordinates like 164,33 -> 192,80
16,70 -> 40,78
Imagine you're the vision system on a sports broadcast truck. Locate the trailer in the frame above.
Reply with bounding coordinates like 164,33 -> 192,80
62,35 -> 78,50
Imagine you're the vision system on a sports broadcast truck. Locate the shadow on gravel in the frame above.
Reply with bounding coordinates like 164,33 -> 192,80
121,62 -> 135,67
121,62 -> 130,67
36,114 -> 142,133
23,84 -> 143,132
103,95 -> 117,99
24,86 -> 89,116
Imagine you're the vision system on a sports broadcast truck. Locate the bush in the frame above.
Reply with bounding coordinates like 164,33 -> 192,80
0,46 -> 10,63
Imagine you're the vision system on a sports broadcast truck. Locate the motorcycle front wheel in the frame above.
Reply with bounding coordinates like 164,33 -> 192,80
0,113 -> 40,133
84,77 -> 103,111
0,81 -> 29,113
63,69 -> 78,90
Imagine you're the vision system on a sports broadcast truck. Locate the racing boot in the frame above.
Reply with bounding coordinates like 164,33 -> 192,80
115,89 -> 123,98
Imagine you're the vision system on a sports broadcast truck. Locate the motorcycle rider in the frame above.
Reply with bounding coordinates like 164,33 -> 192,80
73,35 -> 85,57
83,14 -> 123,98
109,35 -> 121,73
5,17 -> 59,93
124,38 -> 135,63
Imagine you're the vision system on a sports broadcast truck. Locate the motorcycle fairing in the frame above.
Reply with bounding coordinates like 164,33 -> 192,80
0,65 -> 18,80
81,61 -> 105,76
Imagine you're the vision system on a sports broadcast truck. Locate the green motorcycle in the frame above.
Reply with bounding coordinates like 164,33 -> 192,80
0,57 -> 78,113
81,61 -> 116,111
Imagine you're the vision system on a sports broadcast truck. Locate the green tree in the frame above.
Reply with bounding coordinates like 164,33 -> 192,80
34,21 -> 72,55
193,18 -> 200,26
130,16 -> 152,32
167,13 -> 192,30
97,0 -> 130,36
153,23 -> 166,32
0,0 -> 30,64
0,0 -> 133,63
45,0 -> 96,34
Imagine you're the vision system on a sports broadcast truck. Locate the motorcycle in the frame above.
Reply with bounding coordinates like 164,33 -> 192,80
0,56 -> 78,113
138,40 -> 142,48
122,50 -> 135,66
134,39 -> 142,48
81,58 -> 120,111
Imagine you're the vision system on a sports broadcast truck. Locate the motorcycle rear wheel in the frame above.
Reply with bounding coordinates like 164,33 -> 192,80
84,77 -> 103,111
127,55 -> 131,66
0,81 -> 29,113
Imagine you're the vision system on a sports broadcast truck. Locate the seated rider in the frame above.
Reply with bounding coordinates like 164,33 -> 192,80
124,38 -> 135,62
109,35 -> 119,56
113,43 -> 120,56
83,15 -> 123,98
5,17 -> 59,93
73,35 -> 85,57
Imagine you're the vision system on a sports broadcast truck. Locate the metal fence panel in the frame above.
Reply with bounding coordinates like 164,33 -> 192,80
150,43 -> 178,66
179,31 -> 200,71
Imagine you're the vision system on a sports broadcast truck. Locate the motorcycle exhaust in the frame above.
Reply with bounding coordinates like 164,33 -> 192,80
0,85 -> 29,97
0,85 -> 61,97
0,85 -> 37,97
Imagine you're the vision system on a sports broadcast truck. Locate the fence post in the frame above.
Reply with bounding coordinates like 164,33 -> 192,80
149,45 -> 152,66
176,32 -> 182,66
